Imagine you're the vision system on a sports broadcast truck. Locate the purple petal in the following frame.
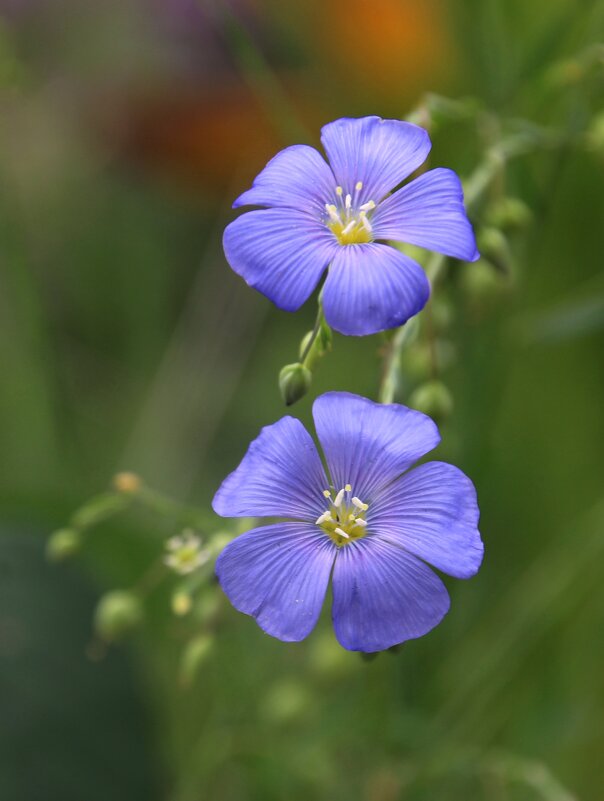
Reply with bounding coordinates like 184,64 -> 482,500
372,168 -> 479,261
312,392 -> 440,500
320,116 -> 431,204
370,462 -> 483,579
223,208 -> 339,312
331,537 -> 450,652
212,416 -> 328,519
233,144 -> 337,214
321,243 -> 430,336
216,523 -> 336,642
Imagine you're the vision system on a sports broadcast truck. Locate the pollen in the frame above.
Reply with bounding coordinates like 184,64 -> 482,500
315,485 -> 369,546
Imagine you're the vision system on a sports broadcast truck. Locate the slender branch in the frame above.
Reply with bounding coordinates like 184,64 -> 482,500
376,123 -> 570,405
378,318 -> 419,404
300,304 -> 325,367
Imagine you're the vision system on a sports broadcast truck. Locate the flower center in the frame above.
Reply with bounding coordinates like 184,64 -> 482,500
324,182 -> 376,245
315,483 -> 369,546
164,531 -> 210,575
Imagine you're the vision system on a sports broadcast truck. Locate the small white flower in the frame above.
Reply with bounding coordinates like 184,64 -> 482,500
164,529 -> 210,575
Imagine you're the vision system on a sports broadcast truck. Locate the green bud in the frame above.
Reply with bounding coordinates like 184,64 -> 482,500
180,634 -> 213,687
262,680 -> 312,724
486,197 -> 532,231
171,590 -> 193,617
208,530 -> 234,555
71,492 -> 129,530
476,227 -> 512,274
409,380 -> 453,423
460,259 -> 508,304
279,362 -> 312,406
94,590 -> 143,642
112,471 -> 143,494
193,590 -> 222,625
401,345 -> 433,382
401,341 -> 456,381
46,528 -> 81,562
318,319 -> 333,352
299,320 -> 332,368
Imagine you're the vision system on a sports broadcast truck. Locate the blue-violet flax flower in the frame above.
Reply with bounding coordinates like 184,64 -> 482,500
213,392 -> 484,652
223,116 -> 479,336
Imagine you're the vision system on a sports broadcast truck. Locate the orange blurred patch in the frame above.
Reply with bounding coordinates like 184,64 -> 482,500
314,0 -> 455,97
90,82 -> 284,195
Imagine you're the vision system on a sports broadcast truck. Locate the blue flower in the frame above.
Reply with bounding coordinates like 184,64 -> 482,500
223,116 -> 479,336
213,392 -> 483,652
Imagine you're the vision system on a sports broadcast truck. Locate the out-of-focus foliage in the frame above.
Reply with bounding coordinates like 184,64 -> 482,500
1,1 -> 603,799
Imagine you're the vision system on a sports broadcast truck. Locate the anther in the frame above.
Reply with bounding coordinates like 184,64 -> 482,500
334,527 -> 350,539
344,483 -> 352,492
323,489 -> 332,498
352,497 -> 368,511
355,518 -> 367,527
325,204 -> 341,224
336,186 -> 343,196
360,200 -> 376,211
359,212 -> 372,233
355,181 -> 363,191
315,512 -> 332,525
345,193 -> 352,210
334,488 -> 346,507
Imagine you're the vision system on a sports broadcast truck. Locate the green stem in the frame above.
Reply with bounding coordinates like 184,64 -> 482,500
300,304 -> 326,369
378,318 -> 419,404
136,486 -> 215,531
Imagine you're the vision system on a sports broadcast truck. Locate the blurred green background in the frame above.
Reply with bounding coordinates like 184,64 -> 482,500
1,1 -> 603,799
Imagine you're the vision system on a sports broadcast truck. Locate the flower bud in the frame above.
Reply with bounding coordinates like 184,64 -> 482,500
46,528 -> 81,562
180,634 -> 213,687
298,320 -> 332,369
401,341 -> 456,381
318,318 -> 333,352
171,591 -> 193,617
409,380 -> 453,423
279,363 -> 312,406
476,227 -> 512,274
94,590 -> 143,642
486,197 -> 532,231
208,530 -> 234,556
194,591 -> 221,625
112,471 -> 142,494
262,680 -> 312,724
460,259 -> 508,305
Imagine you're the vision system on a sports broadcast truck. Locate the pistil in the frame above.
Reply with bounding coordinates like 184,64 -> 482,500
315,484 -> 369,546
324,183 -> 376,246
